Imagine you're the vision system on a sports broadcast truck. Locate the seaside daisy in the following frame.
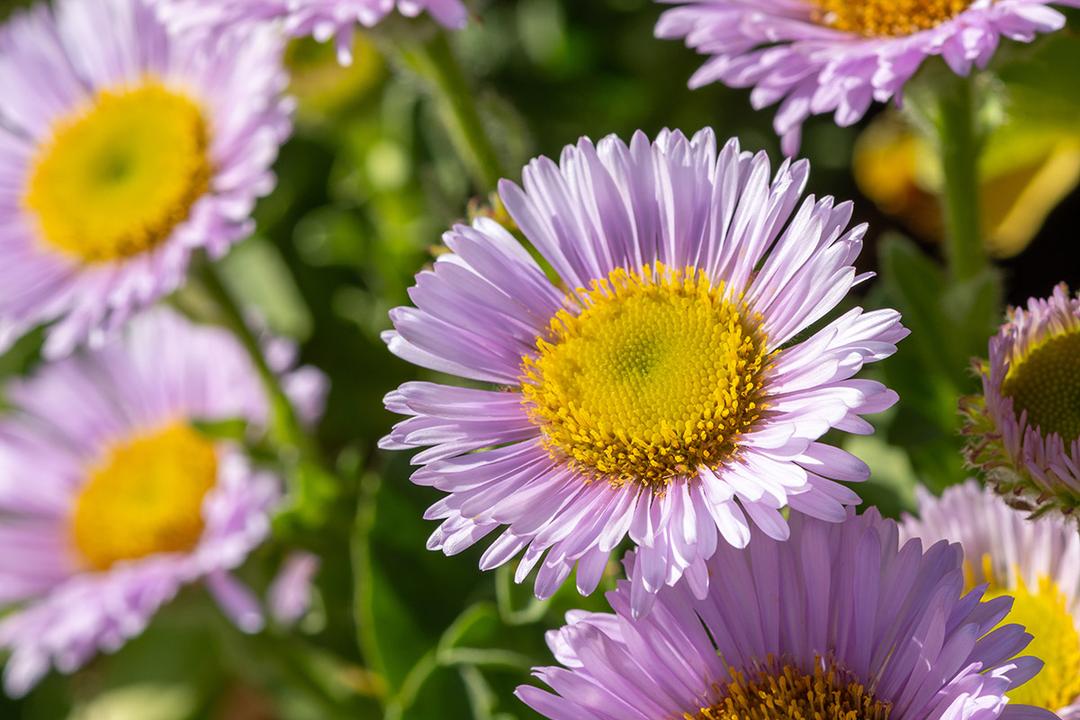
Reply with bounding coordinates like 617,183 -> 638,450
963,284 -> 1080,518
903,480 -> 1080,716
0,309 -> 319,698
0,0 -> 291,358
654,0 -> 1079,155
518,509 -> 1055,720
154,0 -> 469,64
382,128 -> 907,614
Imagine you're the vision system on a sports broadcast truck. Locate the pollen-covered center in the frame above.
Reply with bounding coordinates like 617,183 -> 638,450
977,561 -> 1080,710
24,80 -> 212,264
1002,329 -> 1080,442
521,263 -> 769,489
71,422 -> 218,571
811,0 -> 971,37
691,660 -> 891,720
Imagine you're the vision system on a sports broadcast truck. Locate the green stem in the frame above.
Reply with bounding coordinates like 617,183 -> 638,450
396,31 -> 504,192
234,628 -> 376,717
197,260 -> 314,461
937,74 -> 986,282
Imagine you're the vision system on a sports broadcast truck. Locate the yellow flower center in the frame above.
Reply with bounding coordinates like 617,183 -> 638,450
974,559 -> 1080,710
811,0 -> 971,37
71,422 -> 218,571
1002,328 -> 1080,442
521,263 -> 769,490
690,660 -> 891,720
23,80 -> 212,264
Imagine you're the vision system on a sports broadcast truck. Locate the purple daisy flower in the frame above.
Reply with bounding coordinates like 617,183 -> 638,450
963,284 -> 1080,519
154,0 -> 469,64
0,309 -> 319,698
518,509 -> 1055,720
655,0 -> 1079,155
382,128 -> 907,615
903,480 -> 1080,716
0,0 -> 292,359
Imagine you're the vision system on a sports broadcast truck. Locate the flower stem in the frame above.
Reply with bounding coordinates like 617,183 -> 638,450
197,260 -> 314,461
395,30 -> 504,192
936,74 -> 986,282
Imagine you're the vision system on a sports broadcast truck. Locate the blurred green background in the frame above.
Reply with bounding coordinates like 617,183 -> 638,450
2,0 -> 1080,718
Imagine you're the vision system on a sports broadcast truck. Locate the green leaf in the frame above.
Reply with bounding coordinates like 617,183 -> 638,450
998,31 -> 1080,132
940,266 -> 1003,372
221,237 -> 313,341
876,233 -> 1002,490
844,431 -> 918,518
879,233 -> 963,387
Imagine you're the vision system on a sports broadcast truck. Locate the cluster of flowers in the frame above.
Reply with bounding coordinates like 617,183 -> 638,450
0,0 -> 1077,717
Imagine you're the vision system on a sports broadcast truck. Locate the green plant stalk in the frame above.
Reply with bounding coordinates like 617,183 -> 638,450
397,30 -> 504,192
197,260 -> 316,462
937,74 -> 986,282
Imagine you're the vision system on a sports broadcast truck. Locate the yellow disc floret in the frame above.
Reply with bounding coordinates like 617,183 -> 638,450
978,562 -> 1080,710
521,263 -> 770,490
71,422 -> 218,571
1002,329 -> 1080,442
812,0 -> 971,37
24,80 -> 212,264
690,659 -> 891,720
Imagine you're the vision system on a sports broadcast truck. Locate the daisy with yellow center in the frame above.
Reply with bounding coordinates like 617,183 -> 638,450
904,480 -> 1080,716
24,83 -> 213,265
522,264 -> 769,488
656,0 -> 1073,155
0,310 -> 322,698
964,285 -> 1080,517
0,0 -> 291,358
383,129 -> 906,615
71,423 -> 219,571
519,510 -> 1056,720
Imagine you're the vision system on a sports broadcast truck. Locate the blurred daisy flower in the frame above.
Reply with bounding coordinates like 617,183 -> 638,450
963,284 -> 1080,519
903,480 -> 1080,716
518,509 -> 1055,720
0,309 -> 319,697
0,0 -> 291,358
655,0 -> 1079,155
154,0 -> 470,64
382,128 -> 907,615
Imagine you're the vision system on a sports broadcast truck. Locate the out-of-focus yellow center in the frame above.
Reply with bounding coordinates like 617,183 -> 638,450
1003,329 -> 1080,442
71,423 -> 218,571
521,263 -> 769,490
970,557 -> 1080,710
811,0 -> 971,37
24,81 -> 211,264
690,660 -> 891,720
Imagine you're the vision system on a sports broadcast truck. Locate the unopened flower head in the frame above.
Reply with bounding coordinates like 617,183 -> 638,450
519,509 -> 1055,720
383,128 -> 907,615
0,0 -> 291,358
963,284 -> 1080,519
655,0 -> 1077,155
